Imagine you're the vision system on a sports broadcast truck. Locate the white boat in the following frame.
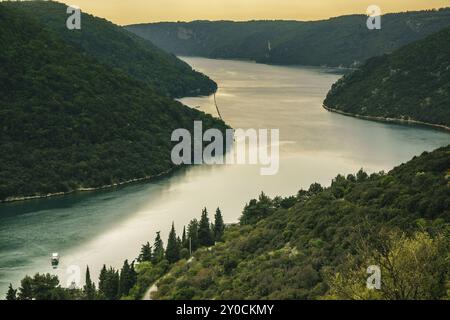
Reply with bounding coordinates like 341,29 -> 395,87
51,253 -> 59,268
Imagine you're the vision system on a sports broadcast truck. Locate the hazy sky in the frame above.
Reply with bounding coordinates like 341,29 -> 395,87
57,0 -> 449,25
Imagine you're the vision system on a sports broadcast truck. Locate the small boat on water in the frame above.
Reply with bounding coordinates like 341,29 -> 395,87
51,253 -> 59,269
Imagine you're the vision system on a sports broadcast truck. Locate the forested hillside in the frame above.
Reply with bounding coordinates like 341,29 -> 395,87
324,26 -> 450,128
0,4 -> 227,201
150,146 -> 450,300
4,1 -> 216,97
8,146 -> 449,300
126,8 -> 450,68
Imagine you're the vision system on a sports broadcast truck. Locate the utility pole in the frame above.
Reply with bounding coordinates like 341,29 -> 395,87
213,93 -> 223,120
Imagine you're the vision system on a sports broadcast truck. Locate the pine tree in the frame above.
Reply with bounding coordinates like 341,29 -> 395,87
166,222 -> 181,264
98,265 -> 107,299
198,208 -> 214,247
214,207 -> 225,242
119,260 -> 137,297
100,267 -> 119,300
187,218 -> 199,252
152,231 -> 165,264
83,266 -> 96,300
138,242 -> 152,262
240,192 -> 274,225
177,236 -> 182,250
110,269 -> 120,299
17,273 -> 60,300
18,275 -> 33,300
130,261 -> 137,287
182,226 -> 188,249
6,283 -> 17,300
119,260 -> 130,297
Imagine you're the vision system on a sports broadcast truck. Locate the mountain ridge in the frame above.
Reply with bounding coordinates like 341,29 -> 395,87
4,1 -> 217,98
126,8 -> 450,68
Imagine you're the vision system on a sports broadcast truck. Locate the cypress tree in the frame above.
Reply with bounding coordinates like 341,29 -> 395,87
214,207 -> 225,242
83,266 -> 96,300
130,261 -> 137,289
98,265 -> 107,299
182,226 -> 188,249
166,222 -> 181,264
152,231 -> 165,264
119,260 -> 134,297
6,283 -> 17,300
103,267 -> 120,300
187,218 -> 199,252
198,208 -> 214,247
177,236 -> 182,249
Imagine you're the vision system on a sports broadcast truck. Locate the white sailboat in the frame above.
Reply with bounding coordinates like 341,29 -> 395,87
51,253 -> 59,268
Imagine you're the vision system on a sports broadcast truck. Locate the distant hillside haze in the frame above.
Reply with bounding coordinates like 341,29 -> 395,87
4,1 -> 217,98
126,8 -> 450,68
324,26 -> 450,128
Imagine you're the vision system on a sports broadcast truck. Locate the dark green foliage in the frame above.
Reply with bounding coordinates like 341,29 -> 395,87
12,262 -> 131,300
126,9 -> 450,68
153,146 -> 450,300
0,4 -> 228,201
119,260 -> 137,297
180,248 -> 190,260
17,273 -> 71,300
324,26 -> 450,127
17,276 -> 33,300
278,196 -> 297,209
138,242 -> 153,263
166,223 -> 181,263
83,266 -> 96,300
213,208 -> 225,242
308,183 -> 324,195
9,147 -> 449,300
6,283 -> 17,300
152,232 -> 165,264
98,265 -> 120,300
187,219 -> 200,252
198,208 -> 214,247
181,226 -> 188,249
3,1 -> 216,98
98,265 -> 108,298
177,236 -> 182,250
240,192 -> 275,225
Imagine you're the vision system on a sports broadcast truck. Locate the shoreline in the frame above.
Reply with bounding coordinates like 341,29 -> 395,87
1,87 -> 226,205
181,55 -> 354,72
0,168 -> 177,204
322,105 -> 450,132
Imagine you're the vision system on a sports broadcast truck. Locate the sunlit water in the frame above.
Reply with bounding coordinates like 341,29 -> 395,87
0,57 -> 449,295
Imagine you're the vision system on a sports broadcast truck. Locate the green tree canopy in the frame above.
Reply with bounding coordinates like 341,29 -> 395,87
166,223 -> 181,264
214,207 -> 225,242
198,208 -> 214,247
152,232 -> 165,264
